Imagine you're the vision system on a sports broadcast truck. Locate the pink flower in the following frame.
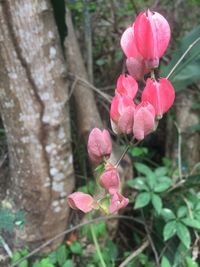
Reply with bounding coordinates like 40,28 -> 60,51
68,192 -> 97,213
87,128 -> 112,164
120,26 -> 150,80
134,10 -> 171,68
133,101 -> 155,140
115,74 -> 138,99
99,164 -> 120,194
110,95 -> 135,134
109,192 -> 129,214
142,78 -> 175,118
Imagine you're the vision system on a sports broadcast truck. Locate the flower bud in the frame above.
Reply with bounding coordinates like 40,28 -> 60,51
142,78 -> 175,118
110,95 -> 135,134
134,10 -> 171,68
109,192 -> 129,214
67,192 -> 97,213
133,101 -> 155,140
87,128 -> 112,164
116,74 -> 138,99
99,164 -> 120,194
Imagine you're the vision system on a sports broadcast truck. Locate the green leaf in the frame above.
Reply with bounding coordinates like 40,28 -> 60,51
128,147 -> 148,157
19,260 -> 28,267
88,222 -> 107,240
163,220 -> 177,241
154,180 -> 171,193
146,174 -> 157,189
177,206 -> 188,218
63,260 -> 74,267
185,257 -> 199,267
182,218 -> 200,229
161,256 -> 171,267
134,192 -> 151,209
161,209 -> 176,221
40,258 -> 55,267
127,177 -> 148,191
155,167 -> 168,177
48,251 -> 57,264
176,222 -> 191,248
56,245 -> 68,266
134,162 -> 153,176
152,194 -> 162,214
69,241 -> 82,255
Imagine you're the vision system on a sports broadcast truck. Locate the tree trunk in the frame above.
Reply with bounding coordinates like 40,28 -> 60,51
0,0 -> 74,251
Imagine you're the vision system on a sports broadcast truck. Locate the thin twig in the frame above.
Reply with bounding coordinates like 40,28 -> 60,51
118,240 -> 149,267
174,122 -> 183,181
166,36 -> 200,79
11,215 -> 141,267
0,236 -> 13,258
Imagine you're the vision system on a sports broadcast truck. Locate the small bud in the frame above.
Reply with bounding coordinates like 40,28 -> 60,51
133,101 -> 155,140
87,128 -> 112,164
99,164 -> 120,194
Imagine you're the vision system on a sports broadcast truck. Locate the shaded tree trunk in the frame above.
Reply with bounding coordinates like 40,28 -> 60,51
0,0 -> 74,250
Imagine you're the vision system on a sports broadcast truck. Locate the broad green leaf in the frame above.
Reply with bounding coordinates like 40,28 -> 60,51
19,260 -> 28,267
134,192 -> 151,209
185,257 -> 199,267
161,209 -> 176,221
56,245 -> 68,266
182,218 -> 200,229
127,178 -> 149,191
69,241 -> 82,255
146,174 -> 157,189
155,167 -> 168,177
40,258 -> 55,267
63,260 -> 75,267
48,251 -> 57,264
163,220 -> 177,241
152,194 -> 162,214
134,162 -> 153,176
161,25 -> 200,91
154,180 -> 171,193
128,147 -> 148,157
161,256 -> 171,267
176,222 -> 191,248
177,206 -> 188,218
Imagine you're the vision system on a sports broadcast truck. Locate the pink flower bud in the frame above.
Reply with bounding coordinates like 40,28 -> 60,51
109,192 -> 129,214
133,101 -> 155,140
134,10 -> 171,68
116,74 -> 138,99
87,128 -> 112,164
110,95 -> 135,134
67,192 -> 97,213
99,164 -> 120,194
142,78 -> 175,118
126,57 -> 150,81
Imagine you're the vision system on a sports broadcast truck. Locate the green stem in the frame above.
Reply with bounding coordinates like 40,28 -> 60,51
90,224 -> 107,267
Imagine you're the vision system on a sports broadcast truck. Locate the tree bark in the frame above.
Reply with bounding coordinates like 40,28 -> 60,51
0,0 -> 74,250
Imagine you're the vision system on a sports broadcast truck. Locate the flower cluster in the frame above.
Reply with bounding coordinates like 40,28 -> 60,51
67,9 -> 175,214
68,128 -> 129,214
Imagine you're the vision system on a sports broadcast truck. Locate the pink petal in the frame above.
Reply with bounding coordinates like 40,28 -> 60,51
142,78 -> 175,118
116,74 -> 138,99
120,26 -> 141,58
126,57 -> 150,80
109,192 -> 129,214
134,10 -> 171,68
133,101 -> 155,140
87,128 -> 112,163
118,106 -> 135,134
99,166 -> 120,194
68,192 -> 96,213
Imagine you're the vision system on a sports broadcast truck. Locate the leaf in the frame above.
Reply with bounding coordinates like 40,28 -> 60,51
182,218 -> 200,230
155,167 -> 168,177
161,209 -> 176,221
163,220 -> 177,241
69,241 -> 82,255
128,147 -> 148,157
161,256 -> 171,267
146,174 -> 157,189
56,245 -> 68,266
134,192 -> 151,209
176,222 -> 191,248
19,260 -> 28,267
154,180 -> 171,193
127,178 -> 149,191
161,25 -> 200,91
134,162 -> 153,176
185,257 -> 199,267
63,260 -> 75,267
40,258 -> 55,267
152,194 -> 162,214
177,206 -> 188,218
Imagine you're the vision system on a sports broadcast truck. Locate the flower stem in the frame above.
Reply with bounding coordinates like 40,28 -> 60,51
90,224 -> 107,267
